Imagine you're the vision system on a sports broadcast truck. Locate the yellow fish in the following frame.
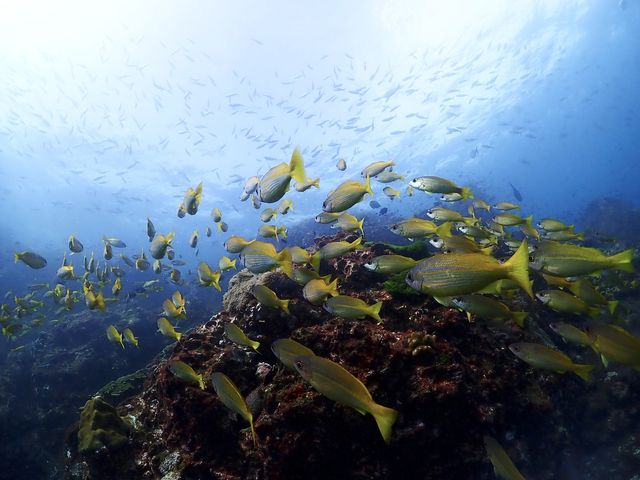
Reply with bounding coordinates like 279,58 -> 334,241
211,372 -> 256,445
224,323 -> 260,352
218,256 -> 237,272
163,299 -> 186,320
302,278 -> 339,305
123,328 -> 139,348
586,324 -> 640,369
106,325 -> 124,349
68,235 -> 84,253
271,338 -> 315,370
150,232 -> 175,259
323,295 -> 382,322
183,181 -> 203,215
483,435 -> 526,480
112,277 -> 122,297
240,242 -> 293,278
157,317 -> 182,341
252,285 -> 290,314
224,235 -> 255,254
322,177 -> 373,213
293,355 -> 398,444
197,261 -> 221,291
168,360 -> 205,389
258,149 -> 307,203
509,342 -> 593,382
310,237 -> 363,272
406,241 -> 532,298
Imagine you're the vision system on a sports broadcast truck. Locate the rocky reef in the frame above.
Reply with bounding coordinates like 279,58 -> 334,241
63,233 -> 640,480
580,197 -> 640,246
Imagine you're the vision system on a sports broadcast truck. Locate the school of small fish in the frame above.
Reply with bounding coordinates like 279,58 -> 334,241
5,150 -> 638,478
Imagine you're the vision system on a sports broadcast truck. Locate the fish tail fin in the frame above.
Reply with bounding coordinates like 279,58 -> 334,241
524,215 -> 533,227
175,331 -> 182,341
166,231 -> 175,244
480,246 -> 494,255
460,187 -> 473,200
462,217 -> 476,226
510,311 -> 527,328
289,148 -> 307,184
250,340 -> 261,353
278,249 -> 294,279
250,417 -> 257,447
281,299 -> 290,315
230,259 -> 237,270
573,364 -> 594,382
610,248 -> 634,272
364,175 -> 373,196
197,374 -> 205,390
311,252 -> 321,272
369,301 -> 383,322
13,253 -> 19,263
358,218 -> 365,236
370,403 -> 399,444
96,292 -> 106,311
587,306 -> 601,319
309,178 -> 320,189
576,232 -> 585,241
435,222 -> 452,238
328,278 -> 340,297
607,300 -> 619,315
351,236 -> 364,250
279,226 -> 287,239
503,239 -> 533,297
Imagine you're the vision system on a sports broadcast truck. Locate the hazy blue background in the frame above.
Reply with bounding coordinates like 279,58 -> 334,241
0,0 -> 638,295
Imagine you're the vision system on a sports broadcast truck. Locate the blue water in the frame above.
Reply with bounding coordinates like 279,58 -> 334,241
0,1 -> 638,478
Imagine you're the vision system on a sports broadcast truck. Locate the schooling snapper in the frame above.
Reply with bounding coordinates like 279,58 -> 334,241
1,3 -> 639,480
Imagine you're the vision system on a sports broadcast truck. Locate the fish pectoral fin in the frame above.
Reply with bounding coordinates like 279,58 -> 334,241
352,406 -> 367,416
600,354 -> 609,368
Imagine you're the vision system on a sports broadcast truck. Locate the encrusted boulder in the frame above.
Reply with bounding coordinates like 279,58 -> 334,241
77,397 -> 130,453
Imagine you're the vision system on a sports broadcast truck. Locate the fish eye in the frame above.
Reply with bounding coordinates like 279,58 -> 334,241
295,360 -> 303,370
528,255 -> 534,262
406,273 -> 413,281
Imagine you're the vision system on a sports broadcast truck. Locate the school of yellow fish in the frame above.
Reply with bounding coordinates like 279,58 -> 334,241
6,149 -> 638,478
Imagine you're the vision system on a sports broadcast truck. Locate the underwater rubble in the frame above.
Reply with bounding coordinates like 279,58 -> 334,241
580,197 -> 640,247
63,234 -> 640,480
0,304 -> 175,480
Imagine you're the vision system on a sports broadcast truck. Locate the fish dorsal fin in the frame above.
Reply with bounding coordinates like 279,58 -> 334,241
352,406 -> 367,416
600,354 -> 609,368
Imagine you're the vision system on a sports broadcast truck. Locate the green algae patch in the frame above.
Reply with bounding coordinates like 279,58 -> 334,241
96,368 -> 149,404
367,240 -> 431,259
78,397 -> 131,453
383,273 -> 421,296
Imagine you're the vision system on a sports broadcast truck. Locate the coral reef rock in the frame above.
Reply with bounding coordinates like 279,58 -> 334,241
64,238 -> 639,480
